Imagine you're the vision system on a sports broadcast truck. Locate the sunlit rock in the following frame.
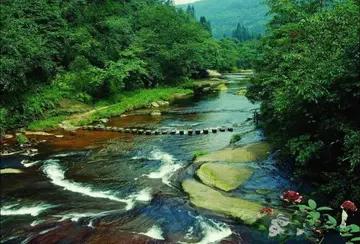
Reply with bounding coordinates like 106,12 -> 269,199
196,163 -> 254,191
182,180 -> 263,225
195,142 -> 272,163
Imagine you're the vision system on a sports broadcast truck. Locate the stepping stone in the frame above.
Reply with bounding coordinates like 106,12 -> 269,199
138,129 -> 144,134
195,129 -> 201,135
203,129 -> 209,134
170,130 -> 176,135
179,130 -> 184,135
145,130 -> 151,135
212,128 -> 218,133
132,129 -> 138,134
219,127 -> 226,132
188,129 -> 193,135
228,127 -> 234,132
125,129 -> 131,133
117,128 -> 124,132
162,131 -> 168,135
155,131 -> 160,135
111,127 -> 118,131
106,127 -> 112,131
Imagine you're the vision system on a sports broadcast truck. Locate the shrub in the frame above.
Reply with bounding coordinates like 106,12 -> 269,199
192,150 -> 208,160
15,134 -> 29,145
230,134 -> 242,144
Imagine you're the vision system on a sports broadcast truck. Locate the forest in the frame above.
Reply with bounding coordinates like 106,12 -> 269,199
247,0 -> 360,204
0,0 -> 257,132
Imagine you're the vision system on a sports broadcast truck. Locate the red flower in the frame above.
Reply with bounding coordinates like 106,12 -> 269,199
258,207 -> 274,216
280,190 -> 302,204
341,201 -> 357,211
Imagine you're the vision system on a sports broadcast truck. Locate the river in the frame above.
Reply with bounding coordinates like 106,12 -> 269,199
1,74 -> 302,243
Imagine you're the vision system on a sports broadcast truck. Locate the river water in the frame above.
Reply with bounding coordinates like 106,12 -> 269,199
1,75 -> 302,243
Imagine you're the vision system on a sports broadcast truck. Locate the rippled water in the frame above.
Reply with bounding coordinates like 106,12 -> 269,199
1,75 -> 302,243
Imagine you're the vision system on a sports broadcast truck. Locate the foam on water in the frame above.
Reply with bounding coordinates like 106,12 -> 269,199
21,160 -> 41,168
30,220 -> 44,226
136,150 -> 183,186
1,203 -> 53,217
42,160 -> 152,210
42,160 -> 134,210
147,163 -> 183,186
196,217 -> 232,244
139,225 -> 165,240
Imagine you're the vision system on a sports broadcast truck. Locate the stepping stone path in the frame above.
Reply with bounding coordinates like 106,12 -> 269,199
80,126 -> 234,136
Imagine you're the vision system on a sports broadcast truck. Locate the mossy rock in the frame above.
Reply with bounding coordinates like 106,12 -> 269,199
236,88 -> 247,96
196,163 -> 254,191
214,84 -> 228,91
195,142 -> 272,163
182,180 -> 263,225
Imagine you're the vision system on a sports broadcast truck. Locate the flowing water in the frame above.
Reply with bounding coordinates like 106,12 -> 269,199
1,75 -> 304,243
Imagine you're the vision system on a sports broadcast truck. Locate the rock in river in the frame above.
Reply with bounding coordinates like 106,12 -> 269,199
195,142 -> 272,163
196,163 -> 254,191
0,168 -> 24,174
182,180 -> 263,225
151,110 -> 162,116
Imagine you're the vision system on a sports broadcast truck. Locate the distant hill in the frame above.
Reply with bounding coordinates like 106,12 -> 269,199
178,0 -> 269,38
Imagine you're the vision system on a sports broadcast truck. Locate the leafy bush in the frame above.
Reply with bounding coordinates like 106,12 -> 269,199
15,134 -> 29,145
192,150 -> 208,160
230,134 -> 242,144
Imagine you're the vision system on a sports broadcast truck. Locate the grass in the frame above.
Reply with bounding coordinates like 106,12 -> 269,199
28,115 -> 67,131
15,134 -> 29,145
74,88 -> 192,126
192,150 -> 209,160
25,87 -> 193,130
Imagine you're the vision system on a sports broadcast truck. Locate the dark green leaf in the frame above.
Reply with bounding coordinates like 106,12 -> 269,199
308,199 -> 317,209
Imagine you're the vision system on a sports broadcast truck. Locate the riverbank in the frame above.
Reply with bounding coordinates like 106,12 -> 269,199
1,77 -> 230,155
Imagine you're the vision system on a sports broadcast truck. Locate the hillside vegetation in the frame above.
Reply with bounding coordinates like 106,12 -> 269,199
179,0 -> 269,38
0,0 -> 258,132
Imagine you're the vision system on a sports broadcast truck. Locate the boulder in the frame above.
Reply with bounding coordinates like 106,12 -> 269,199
196,163 -> 254,191
182,180 -> 263,225
150,102 -> 160,108
157,100 -> 169,106
206,69 -> 222,78
99,118 -> 109,124
151,110 -> 162,116
3,134 -> 14,139
236,88 -> 247,96
214,84 -> 228,91
195,142 -> 272,163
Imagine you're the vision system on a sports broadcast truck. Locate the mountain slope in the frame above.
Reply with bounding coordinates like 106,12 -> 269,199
178,0 -> 269,38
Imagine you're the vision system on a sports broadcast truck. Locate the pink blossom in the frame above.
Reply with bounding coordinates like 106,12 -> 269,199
280,190 -> 303,204
341,201 -> 357,212
258,207 -> 274,216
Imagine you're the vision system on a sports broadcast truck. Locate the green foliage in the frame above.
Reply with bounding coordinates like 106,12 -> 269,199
271,199 -> 359,243
15,134 -> 29,145
75,88 -> 192,126
28,115 -> 67,131
192,150 -> 208,160
230,134 -> 242,144
247,0 -> 360,203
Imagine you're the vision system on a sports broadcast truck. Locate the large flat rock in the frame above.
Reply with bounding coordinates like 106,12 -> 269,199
195,142 -> 272,163
196,163 -> 254,191
182,180 -> 263,225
